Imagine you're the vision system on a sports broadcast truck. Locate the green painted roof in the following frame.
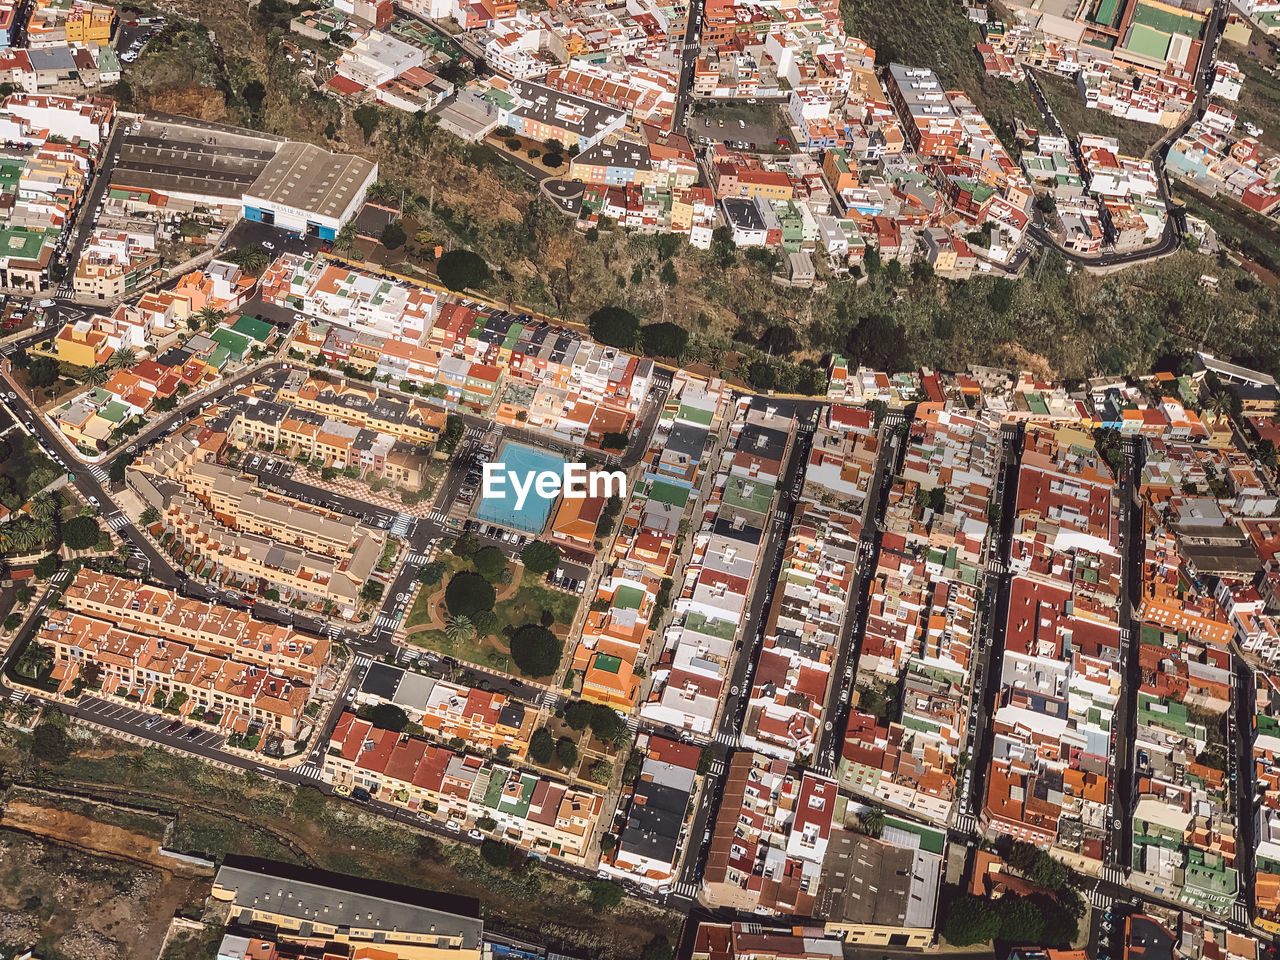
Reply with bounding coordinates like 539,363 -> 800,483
1125,23 -> 1172,60
99,400 -> 131,424
648,479 -> 690,508
593,653 -> 622,674
231,314 -> 275,343
614,585 -> 644,610
0,225 -> 53,262
211,328 -> 251,359
1131,0 -> 1201,37
677,404 -> 714,426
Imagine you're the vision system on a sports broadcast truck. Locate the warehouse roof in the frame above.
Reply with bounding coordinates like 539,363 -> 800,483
245,141 -> 377,221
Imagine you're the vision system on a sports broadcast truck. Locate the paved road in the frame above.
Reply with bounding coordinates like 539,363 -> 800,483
962,423 -> 1022,819
671,0 -> 707,128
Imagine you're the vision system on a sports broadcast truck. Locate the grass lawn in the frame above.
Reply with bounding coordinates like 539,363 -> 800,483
1035,70 -> 1166,158
494,577 -> 580,634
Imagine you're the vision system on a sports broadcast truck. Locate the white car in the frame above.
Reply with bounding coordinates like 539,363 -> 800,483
262,241 -> 275,251
88,496 -> 100,507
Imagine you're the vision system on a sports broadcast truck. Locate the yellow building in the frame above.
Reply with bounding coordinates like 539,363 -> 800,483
211,861 -> 484,960
54,319 -> 112,368
65,2 -> 115,45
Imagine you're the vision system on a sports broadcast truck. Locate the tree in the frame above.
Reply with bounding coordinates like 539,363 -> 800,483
710,225 -> 736,267
859,805 -> 885,838
451,532 -> 479,559
353,104 -> 381,141
472,609 -> 500,637
140,506 -> 161,527
108,454 -> 134,484
640,321 -> 688,358
445,614 -> 477,645
659,260 -> 677,286
226,244 -> 268,274
543,152 -> 564,168
601,432 -> 628,452
585,880 -> 623,912
108,347 -> 138,371
481,839 -> 511,867
445,572 -> 495,618
62,515 -> 101,550
987,278 -> 1016,314
3,612 -> 20,632
82,364 -> 110,386
588,307 -> 640,349
519,541 -> 559,575
32,721 -> 71,764
380,220 -> 407,250
195,305 -> 225,332
439,415 -> 464,454
33,553 -> 58,579
643,938 -> 674,960
28,491 -> 58,521
334,221 -> 358,253
242,79 -> 266,113
564,699 -> 593,730
417,560 -> 446,585
368,702 -> 410,731
556,737 -> 578,769
436,249 -> 491,292
510,624 -> 562,677
941,895 -> 1002,946
360,580 -> 385,604
27,355 -> 59,388
473,546 -> 507,581
529,727 -> 555,764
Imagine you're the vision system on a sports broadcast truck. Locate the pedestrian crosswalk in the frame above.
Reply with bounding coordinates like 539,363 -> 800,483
294,761 -> 324,781
624,714 -> 640,733
670,882 -> 698,899
465,426 -> 485,440
708,758 -> 725,777
713,730 -> 737,747
106,514 -> 129,531
1103,864 -> 1126,885
426,511 -> 450,525
1086,885 -> 1111,908
89,465 -> 108,481
390,513 -> 413,537
954,812 -> 978,835
1232,900 -> 1250,926
540,689 -> 560,710
373,613 -> 399,629
405,553 -> 430,567
986,557 -> 1006,574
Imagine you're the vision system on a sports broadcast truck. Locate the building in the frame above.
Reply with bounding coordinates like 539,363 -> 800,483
241,142 -> 378,240
211,858 -> 483,960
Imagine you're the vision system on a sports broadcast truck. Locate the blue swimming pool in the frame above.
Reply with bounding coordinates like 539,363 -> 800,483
475,442 -> 568,534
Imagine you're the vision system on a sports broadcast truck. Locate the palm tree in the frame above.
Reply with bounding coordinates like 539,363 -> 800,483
28,491 -> 58,521
16,640 -> 52,679
83,364 -> 110,387
9,701 -> 33,727
1,520 -> 39,555
1207,390 -> 1232,428
30,515 -> 57,546
366,180 -> 401,207
859,805 -> 885,838
333,221 -> 358,253
108,347 -> 138,371
140,506 -> 161,527
445,615 -> 476,645
196,305 -> 225,332
231,245 -> 269,274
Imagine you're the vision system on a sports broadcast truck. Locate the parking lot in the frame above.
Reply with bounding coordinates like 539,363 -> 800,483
686,100 -> 792,154
80,695 -> 226,750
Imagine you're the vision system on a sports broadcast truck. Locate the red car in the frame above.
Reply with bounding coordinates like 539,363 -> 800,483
776,137 -> 790,148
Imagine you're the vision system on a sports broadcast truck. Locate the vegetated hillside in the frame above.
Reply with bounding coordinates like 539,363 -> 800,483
117,2 -> 1280,388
